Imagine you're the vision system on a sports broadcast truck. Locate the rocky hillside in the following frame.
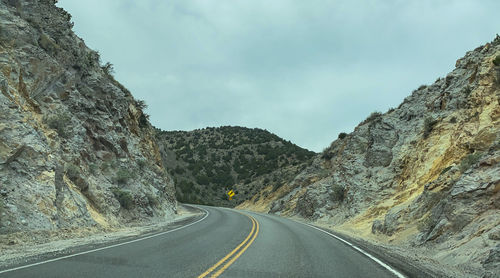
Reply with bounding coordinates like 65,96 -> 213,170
156,126 -> 315,206
238,37 -> 500,276
0,0 -> 176,239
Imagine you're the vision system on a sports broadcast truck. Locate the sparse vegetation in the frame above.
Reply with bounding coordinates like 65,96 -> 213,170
321,148 -> 333,160
110,187 -> 134,209
88,163 -> 98,175
440,166 -> 453,175
423,117 -> 438,139
0,198 -> 4,220
146,193 -> 160,208
38,33 -> 60,53
45,112 -> 72,138
338,132 -> 347,140
65,163 -> 80,182
137,159 -> 147,170
462,86 -> 472,96
101,62 -> 114,76
136,100 -> 148,110
330,184 -> 345,202
114,168 -> 133,185
361,111 -> 382,125
459,152 -> 484,173
493,55 -> 500,66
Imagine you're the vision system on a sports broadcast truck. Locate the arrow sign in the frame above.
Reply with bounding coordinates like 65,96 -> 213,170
227,190 -> 235,200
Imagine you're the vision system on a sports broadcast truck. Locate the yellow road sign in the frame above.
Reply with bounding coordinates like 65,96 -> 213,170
227,190 -> 235,200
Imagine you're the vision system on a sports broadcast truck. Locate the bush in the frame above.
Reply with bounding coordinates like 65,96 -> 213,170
330,184 -> 345,202
321,149 -> 333,160
338,132 -> 347,140
459,152 -> 483,173
364,111 -> 382,123
462,86 -> 471,96
0,198 -> 4,220
174,166 -> 185,175
146,193 -> 160,208
45,112 -> 72,138
65,163 -> 80,182
111,187 -> 134,209
88,163 -> 98,175
440,166 -> 453,175
101,62 -> 114,75
493,55 -> 500,66
114,168 -> 133,185
137,159 -> 147,170
423,117 -> 438,139
135,99 -> 148,110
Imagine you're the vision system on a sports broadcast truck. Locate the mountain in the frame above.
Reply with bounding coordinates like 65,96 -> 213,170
238,37 -> 500,276
155,126 -> 315,206
0,0 -> 176,238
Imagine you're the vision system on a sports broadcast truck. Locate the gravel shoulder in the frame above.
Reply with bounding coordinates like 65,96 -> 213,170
0,205 -> 204,270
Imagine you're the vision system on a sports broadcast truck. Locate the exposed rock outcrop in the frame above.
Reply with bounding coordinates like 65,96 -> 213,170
0,0 -> 176,238
239,36 -> 500,276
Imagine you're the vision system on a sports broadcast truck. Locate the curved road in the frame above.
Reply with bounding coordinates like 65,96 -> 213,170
0,206 -> 404,278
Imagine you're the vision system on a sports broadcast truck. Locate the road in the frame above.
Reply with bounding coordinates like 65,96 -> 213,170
0,206 -> 405,278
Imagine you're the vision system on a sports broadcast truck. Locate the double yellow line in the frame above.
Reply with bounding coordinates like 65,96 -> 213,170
198,214 -> 259,278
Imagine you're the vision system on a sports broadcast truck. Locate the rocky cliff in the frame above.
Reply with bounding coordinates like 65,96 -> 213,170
156,126 -> 315,207
0,0 -> 176,240
238,37 -> 500,276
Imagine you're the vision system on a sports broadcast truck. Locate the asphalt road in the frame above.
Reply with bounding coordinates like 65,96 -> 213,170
0,206 -> 405,278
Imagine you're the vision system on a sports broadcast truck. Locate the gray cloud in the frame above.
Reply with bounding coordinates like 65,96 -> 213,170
58,0 -> 500,151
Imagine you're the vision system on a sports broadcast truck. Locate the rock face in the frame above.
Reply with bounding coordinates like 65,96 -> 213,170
156,126 -> 315,207
239,37 -> 500,275
0,0 -> 176,235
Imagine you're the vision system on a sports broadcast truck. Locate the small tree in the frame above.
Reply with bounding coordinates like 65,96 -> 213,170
423,117 -> 438,139
101,62 -> 114,75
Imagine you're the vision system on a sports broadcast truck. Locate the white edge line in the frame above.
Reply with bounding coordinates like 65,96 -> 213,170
299,222 -> 407,278
0,206 -> 209,274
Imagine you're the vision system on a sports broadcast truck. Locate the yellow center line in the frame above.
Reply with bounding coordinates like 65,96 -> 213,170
198,214 -> 259,278
210,216 -> 259,277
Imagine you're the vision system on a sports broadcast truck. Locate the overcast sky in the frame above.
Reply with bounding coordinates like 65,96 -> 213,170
58,0 -> 499,152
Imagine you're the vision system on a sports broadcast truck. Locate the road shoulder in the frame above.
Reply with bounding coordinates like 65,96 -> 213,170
0,204 -> 205,271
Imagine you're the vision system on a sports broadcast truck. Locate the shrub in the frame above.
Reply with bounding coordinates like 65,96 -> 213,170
101,162 -> 111,173
423,117 -> 438,139
0,198 -> 4,220
493,55 -> 500,66
65,163 -> 80,181
418,85 -> 427,91
137,159 -> 147,170
366,111 -> 382,122
174,166 -> 185,175
111,187 -> 134,209
101,62 -> 114,75
88,163 -> 98,175
136,99 -> 148,110
330,184 -> 345,202
114,168 -> 133,185
146,193 -> 160,208
462,86 -> 471,96
459,152 -> 483,173
440,166 -> 453,175
45,112 -> 72,138
321,149 -> 333,160
338,132 -> 347,140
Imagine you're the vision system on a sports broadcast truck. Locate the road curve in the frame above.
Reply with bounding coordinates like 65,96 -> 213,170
0,206 -> 403,278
